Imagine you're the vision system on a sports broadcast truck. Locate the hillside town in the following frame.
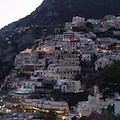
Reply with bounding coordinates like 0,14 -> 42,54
1,15 -> 120,119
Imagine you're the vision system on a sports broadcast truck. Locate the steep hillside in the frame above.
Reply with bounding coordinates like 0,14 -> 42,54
1,0 -> 120,34
0,0 -> 120,82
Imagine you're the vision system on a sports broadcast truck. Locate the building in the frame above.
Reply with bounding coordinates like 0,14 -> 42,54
19,80 -> 42,93
114,97 -> 120,115
20,64 -> 41,75
62,30 -> 74,42
22,99 -> 69,113
72,16 -> 85,26
77,101 -> 90,117
95,57 -> 112,71
15,49 -> 39,65
48,64 -> 57,73
82,53 -> 91,61
54,79 -> 82,93
97,38 -> 118,48
57,41 -> 81,51
37,58 -> 46,68
77,86 -> 114,117
59,57 -> 80,66
56,65 -> 81,79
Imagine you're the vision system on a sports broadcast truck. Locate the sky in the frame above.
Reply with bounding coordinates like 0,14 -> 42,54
0,0 -> 43,29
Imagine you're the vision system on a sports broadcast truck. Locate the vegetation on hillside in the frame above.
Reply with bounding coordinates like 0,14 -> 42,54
97,62 -> 120,99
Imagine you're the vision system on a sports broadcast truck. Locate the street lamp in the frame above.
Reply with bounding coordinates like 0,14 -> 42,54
62,116 -> 66,120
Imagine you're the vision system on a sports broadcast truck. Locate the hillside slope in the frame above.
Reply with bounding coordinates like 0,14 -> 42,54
1,0 -> 120,34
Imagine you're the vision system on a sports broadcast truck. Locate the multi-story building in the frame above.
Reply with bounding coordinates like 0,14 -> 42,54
72,16 -> 85,26
31,69 -> 60,81
59,57 -> 80,66
57,41 -> 81,51
54,79 -> 82,93
19,80 -> 42,93
97,38 -> 118,48
114,97 -> 120,115
56,65 -> 81,79
15,49 -> 39,65
22,99 -> 69,113
20,64 -> 41,75
95,57 -> 112,71
81,52 -> 91,61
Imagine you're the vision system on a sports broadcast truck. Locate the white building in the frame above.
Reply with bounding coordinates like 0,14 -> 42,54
14,49 -> 39,65
37,58 -> 46,68
82,53 -> 91,61
77,101 -> 90,117
56,65 -> 81,79
54,79 -> 83,93
114,97 -> 120,115
22,99 -> 69,112
62,30 -> 75,42
48,64 -> 57,73
97,38 -> 118,48
45,73 -> 60,81
32,69 -> 60,81
55,34 -> 63,41
19,80 -> 42,93
72,16 -> 85,24
77,85 -> 114,117
57,41 -> 81,51
95,57 -> 112,71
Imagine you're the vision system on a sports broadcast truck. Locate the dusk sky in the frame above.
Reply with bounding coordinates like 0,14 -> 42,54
0,0 -> 43,29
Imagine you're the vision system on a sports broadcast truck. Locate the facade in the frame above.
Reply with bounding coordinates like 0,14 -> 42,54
82,53 -> 91,61
95,57 -> 112,71
62,30 -> 75,42
20,64 -> 41,75
57,41 -> 81,51
97,38 -> 118,48
15,49 -> 39,65
22,99 -> 69,112
54,79 -> 82,93
77,101 -> 90,117
19,80 -> 42,93
56,65 -> 81,79
114,98 -> 120,115
48,64 -> 57,73
59,57 -> 80,66
37,58 -> 46,68
72,16 -> 85,25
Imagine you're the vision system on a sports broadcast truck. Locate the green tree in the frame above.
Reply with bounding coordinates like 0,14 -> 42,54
97,62 -> 120,98
74,74 -> 82,80
45,110 -> 57,120
98,111 -> 115,120
80,116 -> 87,120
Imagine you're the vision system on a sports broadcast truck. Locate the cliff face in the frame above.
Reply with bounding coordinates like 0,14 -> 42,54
13,0 -> 120,27
0,29 -> 35,62
1,0 -> 120,34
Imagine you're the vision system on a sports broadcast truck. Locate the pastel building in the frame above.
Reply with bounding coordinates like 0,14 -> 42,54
56,65 -> 81,79
54,79 -> 83,93
95,57 -> 112,71
22,99 -> 69,113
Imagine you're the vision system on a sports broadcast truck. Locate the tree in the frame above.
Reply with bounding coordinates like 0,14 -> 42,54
45,110 -> 57,120
74,74 -> 82,80
80,116 -> 87,120
86,22 -> 93,31
98,111 -> 115,120
72,116 -> 79,120
97,62 -> 120,98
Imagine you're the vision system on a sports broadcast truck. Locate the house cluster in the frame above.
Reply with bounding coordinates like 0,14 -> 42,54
22,98 -> 69,114
3,15 -> 120,119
